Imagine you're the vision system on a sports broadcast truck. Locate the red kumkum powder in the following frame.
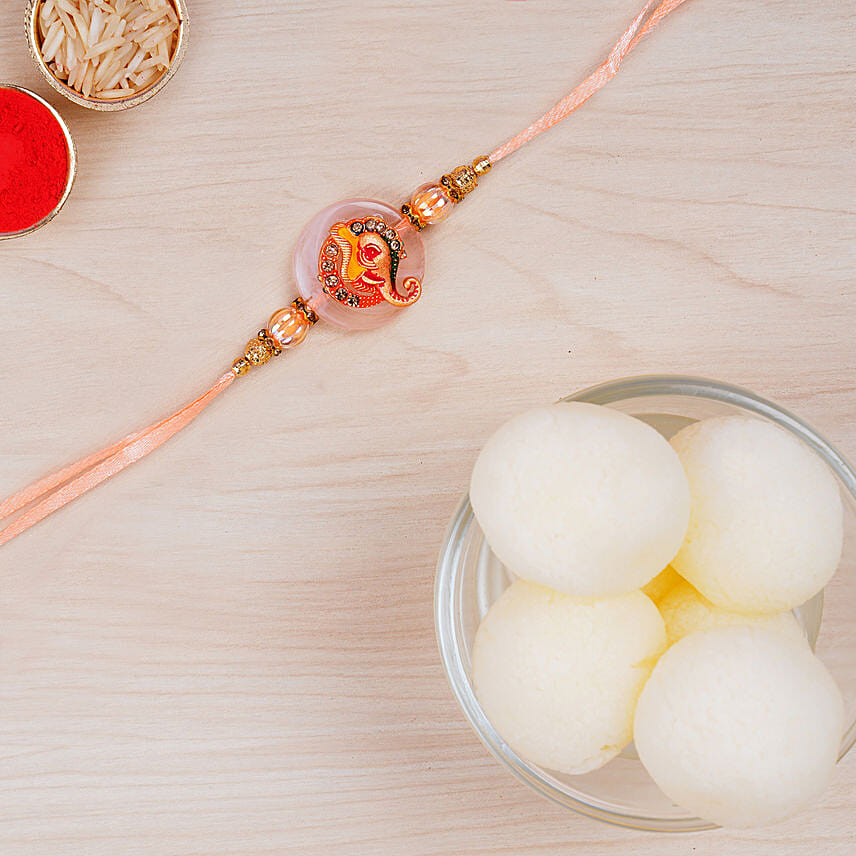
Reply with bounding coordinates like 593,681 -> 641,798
0,88 -> 70,235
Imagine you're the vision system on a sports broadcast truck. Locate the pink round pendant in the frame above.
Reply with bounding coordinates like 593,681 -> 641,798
294,199 -> 426,330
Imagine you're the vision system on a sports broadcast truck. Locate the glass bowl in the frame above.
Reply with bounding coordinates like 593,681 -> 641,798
435,375 -> 856,832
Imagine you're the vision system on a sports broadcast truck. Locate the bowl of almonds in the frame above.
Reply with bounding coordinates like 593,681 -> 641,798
26,0 -> 188,111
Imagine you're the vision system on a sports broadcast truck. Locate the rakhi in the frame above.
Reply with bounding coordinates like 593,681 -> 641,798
0,0 -> 690,547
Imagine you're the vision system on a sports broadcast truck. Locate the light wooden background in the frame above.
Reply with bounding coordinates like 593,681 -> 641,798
1,1 -> 854,853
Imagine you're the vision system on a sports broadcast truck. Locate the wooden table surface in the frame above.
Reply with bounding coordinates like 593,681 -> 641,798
1,1 -> 854,853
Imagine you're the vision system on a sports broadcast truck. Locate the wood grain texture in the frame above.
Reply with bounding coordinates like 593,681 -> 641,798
1,0 -> 854,853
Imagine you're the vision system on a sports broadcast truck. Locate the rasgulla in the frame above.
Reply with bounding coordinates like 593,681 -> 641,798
634,626 -> 843,828
670,416 -> 843,613
470,404 -> 691,597
473,580 -> 666,775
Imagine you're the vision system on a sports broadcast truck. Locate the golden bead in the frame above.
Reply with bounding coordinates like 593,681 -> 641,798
232,357 -> 251,377
400,202 -> 425,231
292,297 -> 318,325
410,183 -> 454,225
245,336 -> 274,365
472,155 -> 492,176
441,164 -> 478,201
268,307 -> 311,350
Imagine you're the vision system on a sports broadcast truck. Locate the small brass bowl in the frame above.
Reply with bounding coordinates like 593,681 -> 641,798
0,84 -> 77,240
25,0 -> 189,112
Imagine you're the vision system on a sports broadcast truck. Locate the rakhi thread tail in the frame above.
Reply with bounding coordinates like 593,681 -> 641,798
0,371 -> 234,547
489,0 -> 690,163
0,300 -> 317,548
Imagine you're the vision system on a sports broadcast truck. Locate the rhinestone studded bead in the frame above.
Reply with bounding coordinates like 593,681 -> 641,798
400,202 -> 425,231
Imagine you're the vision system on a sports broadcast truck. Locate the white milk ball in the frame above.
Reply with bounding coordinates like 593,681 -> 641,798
634,626 -> 844,828
657,577 -> 806,646
470,403 -> 690,597
670,416 -> 843,613
472,580 -> 666,775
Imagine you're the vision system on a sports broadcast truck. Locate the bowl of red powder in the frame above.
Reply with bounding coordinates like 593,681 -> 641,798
0,84 -> 77,240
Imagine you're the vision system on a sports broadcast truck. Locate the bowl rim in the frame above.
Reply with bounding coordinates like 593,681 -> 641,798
435,374 -> 856,832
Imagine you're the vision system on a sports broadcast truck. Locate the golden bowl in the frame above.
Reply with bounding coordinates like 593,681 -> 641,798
25,0 -> 189,112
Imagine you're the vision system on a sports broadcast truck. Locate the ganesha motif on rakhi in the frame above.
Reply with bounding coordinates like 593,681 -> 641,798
317,217 -> 422,309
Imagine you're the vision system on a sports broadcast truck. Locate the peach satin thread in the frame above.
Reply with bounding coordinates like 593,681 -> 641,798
0,372 -> 234,547
490,0 -> 691,164
0,0 -> 692,545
